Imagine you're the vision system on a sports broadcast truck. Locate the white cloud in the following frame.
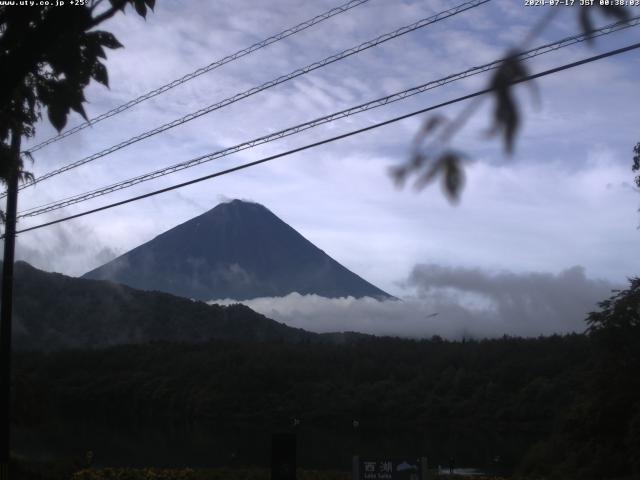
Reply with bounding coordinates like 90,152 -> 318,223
209,264 -> 621,339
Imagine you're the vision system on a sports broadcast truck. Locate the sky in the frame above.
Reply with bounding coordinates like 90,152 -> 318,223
8,0 -> 640,338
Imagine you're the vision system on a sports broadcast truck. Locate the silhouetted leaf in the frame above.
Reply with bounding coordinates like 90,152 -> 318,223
441,153 -> 465,203
488,51 -> 530,154
144,0 -> 155,10
93,31 -> 123,50
92,62 -> 109,87
413,158 -> 442,191
22,151 -> 34,165
495,91 -> 518,154
410,151 -> 425,168
389,165 -> 409,188
133,0 -> 147,18
85,32 -> 108,59
581,6 -> 630,44
50,81 -> 89,121
18,169 -> 34,184
598,4 -> 630,21
420,114 -> 446,137
70,100 -> 88,120
0,135 -> 31,187
108,0 -> 128,11
47,102 -> 68,132
413,115 -> 447,154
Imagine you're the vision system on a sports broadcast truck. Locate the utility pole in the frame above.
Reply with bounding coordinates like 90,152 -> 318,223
0,129 -> 21,480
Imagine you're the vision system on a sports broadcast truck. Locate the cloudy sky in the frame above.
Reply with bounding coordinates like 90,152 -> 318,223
8,0 -> 640,337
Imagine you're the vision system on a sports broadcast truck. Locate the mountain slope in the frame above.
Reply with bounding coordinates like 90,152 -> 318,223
4,261 -> 317,351
83,200 -> 390,301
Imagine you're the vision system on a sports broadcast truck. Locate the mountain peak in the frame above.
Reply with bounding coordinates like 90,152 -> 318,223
83,201 -> 391,301
213,198 -> 264,210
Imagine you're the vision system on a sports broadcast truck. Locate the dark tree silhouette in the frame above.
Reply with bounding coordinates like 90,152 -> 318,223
0,0 -> 155,198
587,277 -> 640,334
0,2 -> 154,476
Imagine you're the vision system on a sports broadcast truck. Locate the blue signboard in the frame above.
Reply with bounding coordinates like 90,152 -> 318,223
356,457 -> 425,480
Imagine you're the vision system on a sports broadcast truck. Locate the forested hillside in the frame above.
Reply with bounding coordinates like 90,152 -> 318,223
4,262 -> 316,350
13,335 -> 588,429
13,335 -> 589,473
7,261 -> 639,478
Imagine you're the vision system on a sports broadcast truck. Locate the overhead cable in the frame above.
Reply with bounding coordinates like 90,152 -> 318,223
7,0 -> 490,197
12,41 -> 640,236
17,16 -> 640,218
24,0 -> 373,154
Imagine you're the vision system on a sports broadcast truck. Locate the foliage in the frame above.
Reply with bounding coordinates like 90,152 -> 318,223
71,467 -> 353,480
397,5 -> 632,202
587,276 -> 640,338
518,278 -> 640,479
0,0 -> 154,225
69,468 -> 509,480
12,334 -> 590,471
72,467 -> 268,480
9,460 -> 352,480
8,454 -> 82,480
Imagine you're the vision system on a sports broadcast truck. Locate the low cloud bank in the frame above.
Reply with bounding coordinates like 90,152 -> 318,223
210,265 -> 620,339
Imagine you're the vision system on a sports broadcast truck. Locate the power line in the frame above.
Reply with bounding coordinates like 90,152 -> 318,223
6,0 -> 490,198
24,0 -> 372,155
11,41 -> 640,237
17,16 -> 640,219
